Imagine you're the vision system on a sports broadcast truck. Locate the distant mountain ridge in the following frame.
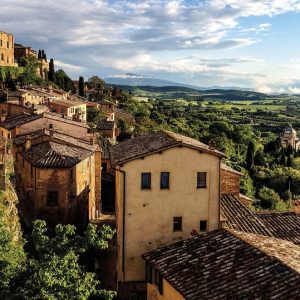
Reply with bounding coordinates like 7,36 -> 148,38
105,73 -> 255,91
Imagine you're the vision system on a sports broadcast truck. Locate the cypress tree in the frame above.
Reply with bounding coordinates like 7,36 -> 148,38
79,76 -> 84,97
287,155 -> 292,167
48,59 -> 55,82
246,141 -> 255,170
38,50 -> 42,59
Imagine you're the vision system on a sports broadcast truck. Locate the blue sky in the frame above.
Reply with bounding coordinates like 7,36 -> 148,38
1,0 -> 300,92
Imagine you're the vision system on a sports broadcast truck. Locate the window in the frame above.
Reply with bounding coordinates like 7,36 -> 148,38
49,123 -> 53,129
7,41 -> 9,48
1,54 -> 3,61
141,172 -> 151,189
70,169 -> 73,180
197,172 -> 207,188
160,172 -> 169,189
0,40 -> 2,47
47,191 -> 58,206
155,270 -> 163,295
200,220 -> 207,232
7,132 -> 11,139
60,108 -> 65,113
173,217 -> 182,232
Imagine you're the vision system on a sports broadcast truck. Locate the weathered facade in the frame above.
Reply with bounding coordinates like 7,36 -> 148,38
50,99 -> 87,121
0,111 -> 90,140
110,131 -> 224,298
13,130 -> 101,228
0,31 -> 14,67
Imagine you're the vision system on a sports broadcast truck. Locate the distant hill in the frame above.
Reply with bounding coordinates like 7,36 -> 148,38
105,73 -> 200,89
106,83 -> 267,101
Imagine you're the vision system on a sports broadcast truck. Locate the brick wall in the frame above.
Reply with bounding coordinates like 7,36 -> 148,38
221,169 -> 240,195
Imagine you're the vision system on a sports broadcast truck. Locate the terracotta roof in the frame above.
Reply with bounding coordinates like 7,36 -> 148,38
110,130 -> 225,166
221,163 -> 242,175
98,120 -> 115,131
221,194 -> 271,235
221,194 -> 300,244
52,98 -> 86,107
143,229 -> 300,300
0,113 -> 41,130
231,230 -> 300,273
13,129 -> 98,152
43,112 -> 89,128
22,141 -> 93,167
256,212 -> 300,244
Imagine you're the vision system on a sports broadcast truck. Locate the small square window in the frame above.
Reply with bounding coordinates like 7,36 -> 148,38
141,172 -> 151,189
200,220 -> 207,232
160,172 -> 169,189
173,217 -> 182,232
197,172 -> 207,188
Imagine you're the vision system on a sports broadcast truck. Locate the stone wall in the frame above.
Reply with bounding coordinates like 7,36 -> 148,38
221,169 -> 240,195
0,31 -> 14,67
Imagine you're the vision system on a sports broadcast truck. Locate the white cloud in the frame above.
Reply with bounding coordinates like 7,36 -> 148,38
1,0 -> 300,89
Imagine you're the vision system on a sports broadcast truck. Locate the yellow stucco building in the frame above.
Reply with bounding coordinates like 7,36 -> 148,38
0,31 -> 14,67
110,130 -> 225,298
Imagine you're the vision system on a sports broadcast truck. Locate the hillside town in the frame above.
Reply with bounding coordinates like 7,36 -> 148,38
1,30 -> 300,300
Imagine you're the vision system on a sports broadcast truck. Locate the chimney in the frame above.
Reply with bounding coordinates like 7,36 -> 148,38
209,139 -> 216,150
24,135 -> 31,151
294,200 -> 300,215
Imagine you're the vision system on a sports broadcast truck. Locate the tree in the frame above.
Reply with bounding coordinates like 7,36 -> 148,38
246,141 -> 255,169
79,76 -> 84,97
55,69 -> 74,92
88,76 -> 105,89
38,50 -> 42,59
258,187 -> 281,210
0,198 -> 26,298
254,151 -> 265,166
41,49 -> 45,60
48,59 -> 55,82
8,220 -> 116,300
18,55 -> 43,86
280,153 -> 286,166
287,155 -> 293,167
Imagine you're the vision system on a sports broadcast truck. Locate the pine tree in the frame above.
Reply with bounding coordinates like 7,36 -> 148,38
79,76 -> 84,97
48,59 -> 55,82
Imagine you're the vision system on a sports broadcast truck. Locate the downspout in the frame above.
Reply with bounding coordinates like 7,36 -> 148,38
111,166 -> 126,279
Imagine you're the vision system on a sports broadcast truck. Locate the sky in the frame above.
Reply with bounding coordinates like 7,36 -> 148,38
1,0 -> 300,92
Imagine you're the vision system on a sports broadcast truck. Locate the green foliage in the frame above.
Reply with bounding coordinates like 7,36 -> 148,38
18,56 -> 43,86
1,220 -> 116,300
246,141 -> 255,169
55,69 -> 75,92
48,59 -> 55,82
257,186 -> 281,210
88,76 -> 105,89
240,168 -> 255,198
0,193 -> 26,297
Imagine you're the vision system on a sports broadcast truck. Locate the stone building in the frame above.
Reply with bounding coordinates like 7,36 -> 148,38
280,125 -> 300,151
110,130 -> 225,298
14,44 -> 49,79
49,99 -> 87,122
0,111 -> 90,140
0,31 -> 14,67
13,130 -> 101,228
